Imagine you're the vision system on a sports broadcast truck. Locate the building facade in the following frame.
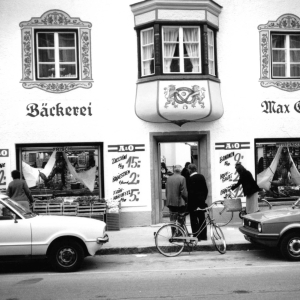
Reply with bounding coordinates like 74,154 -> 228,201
1,0 -> 300,227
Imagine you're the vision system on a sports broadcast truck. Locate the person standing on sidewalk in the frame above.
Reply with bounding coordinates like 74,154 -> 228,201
165,166 -> 188,222
187,163 -> 208,241
231,162 -> 260,214
6,170 -> 34,211
181,162 -> 190,185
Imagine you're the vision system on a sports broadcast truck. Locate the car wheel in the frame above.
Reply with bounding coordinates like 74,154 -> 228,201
280,232 -> 300,261
49,240 -> 84,272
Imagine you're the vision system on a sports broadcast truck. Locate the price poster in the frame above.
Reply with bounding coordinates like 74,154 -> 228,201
107,144 -> 146,207
0,149 -> 10,190
215,142 -> 250,199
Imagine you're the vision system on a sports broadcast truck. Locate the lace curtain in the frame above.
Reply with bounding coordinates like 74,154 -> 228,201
142,29 -> 154,76
163,28 -> 179,72
183,28 -> 199,73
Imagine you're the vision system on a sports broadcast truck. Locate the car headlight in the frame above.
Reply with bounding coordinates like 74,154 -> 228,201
258,223 -> 262,233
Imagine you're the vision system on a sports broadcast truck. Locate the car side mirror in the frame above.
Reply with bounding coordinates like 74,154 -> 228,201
13,213 -> 18,223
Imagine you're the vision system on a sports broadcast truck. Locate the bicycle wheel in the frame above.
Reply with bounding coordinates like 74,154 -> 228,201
155,224 -> 186,257
210,224 -> 226,254
214,201 -> 233,227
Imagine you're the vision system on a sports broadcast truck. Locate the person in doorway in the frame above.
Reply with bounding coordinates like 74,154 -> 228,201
6,170 -> 34,211
165,166 -> 188,223
181,162 -> 190,184
231,162 -> 260,214
187,163 -> 208,241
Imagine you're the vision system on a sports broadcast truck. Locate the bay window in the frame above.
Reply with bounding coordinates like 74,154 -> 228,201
162,26 -> 201,74
141,28 -> 154,76
272,34 -> 300,78
36,31 -> 78,80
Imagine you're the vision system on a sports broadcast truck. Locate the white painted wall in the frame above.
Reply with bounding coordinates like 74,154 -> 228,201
1,0 -> 300,222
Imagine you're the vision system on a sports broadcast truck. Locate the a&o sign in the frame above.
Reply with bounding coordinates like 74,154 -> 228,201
0,149 -> 9,189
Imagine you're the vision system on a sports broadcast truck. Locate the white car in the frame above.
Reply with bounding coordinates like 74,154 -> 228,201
0,194 -> 109,272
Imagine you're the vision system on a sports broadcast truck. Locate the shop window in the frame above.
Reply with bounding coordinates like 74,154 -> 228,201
255,139 -> 300,200
258,14 -> 300,91
20,10 -> 93,93
16,143 -> 104,200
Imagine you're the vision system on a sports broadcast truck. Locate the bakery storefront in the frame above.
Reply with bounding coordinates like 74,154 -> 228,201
256,139 -> 300,202
15,143 -> 107,220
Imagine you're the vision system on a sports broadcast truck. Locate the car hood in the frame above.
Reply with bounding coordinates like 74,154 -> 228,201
245,207 -> 300,223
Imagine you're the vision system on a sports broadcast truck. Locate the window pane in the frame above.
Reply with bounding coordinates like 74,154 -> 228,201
39,64 -> 55,78
142,29 -> 153,45
142,45 -> 154,60
38,33 -> 54,47
163,28 -> 179,42
184,58 -> 199,72
60,64 -> 76,77
59,49 -> 76,62
208,45 -> 214,59
272,35 -> 286,48
290,50 -> 300,62
38,50 -> 55,62
209,61 -> 215,75
143,60 -> 154,76
291,65 -> 300,76
59,33 -> 75,47
183,43 -> 199,58
273,50 -> 285,62
183,28 -> 199,42
290,35 -> 300,48
273,64 -> 286,77
164,58 -> 179,72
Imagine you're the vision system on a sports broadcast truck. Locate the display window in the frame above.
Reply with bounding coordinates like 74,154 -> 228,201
15,143 -> 105,217
255,138 -> 300,200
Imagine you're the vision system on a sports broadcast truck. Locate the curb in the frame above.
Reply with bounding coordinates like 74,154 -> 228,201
97,243 -> 260,255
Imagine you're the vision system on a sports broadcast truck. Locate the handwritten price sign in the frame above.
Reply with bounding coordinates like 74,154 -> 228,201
215,142 -> 250,199
0,149 -> 9,189
108,144 -> 146,207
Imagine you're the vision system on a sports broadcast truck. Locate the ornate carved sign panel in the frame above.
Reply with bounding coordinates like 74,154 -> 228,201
19,10 -> 93,93
258,14 -> 300,92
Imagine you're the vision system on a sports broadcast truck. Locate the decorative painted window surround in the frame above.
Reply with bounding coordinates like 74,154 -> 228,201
258,13 -> 300,92
19,10 -> 93,93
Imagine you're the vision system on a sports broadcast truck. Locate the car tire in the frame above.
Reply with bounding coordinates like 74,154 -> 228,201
49,240 -> 84,272
280,232 -> 300,261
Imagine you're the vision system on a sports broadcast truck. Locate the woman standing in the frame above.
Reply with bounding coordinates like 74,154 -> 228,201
231,162 -> 260,214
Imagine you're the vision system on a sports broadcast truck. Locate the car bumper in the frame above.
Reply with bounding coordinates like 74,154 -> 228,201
97,233 -> 109,244
239,226 -> 279,247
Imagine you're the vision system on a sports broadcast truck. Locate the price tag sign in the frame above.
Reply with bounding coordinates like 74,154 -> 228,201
107,144 -> 146,207
215,142 -> 250,199
0,149 -> 10,190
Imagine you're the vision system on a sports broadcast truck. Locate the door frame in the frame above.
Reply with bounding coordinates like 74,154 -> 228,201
150,131 -> 211,224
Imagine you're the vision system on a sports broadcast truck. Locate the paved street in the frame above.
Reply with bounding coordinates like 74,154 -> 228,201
0,250 -> 300,300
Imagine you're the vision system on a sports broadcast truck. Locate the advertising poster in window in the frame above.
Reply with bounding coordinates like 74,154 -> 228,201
215,142 -> 250,199
107,144 -> 146,207
256,139 -> 300,200
0,149 -> 10,190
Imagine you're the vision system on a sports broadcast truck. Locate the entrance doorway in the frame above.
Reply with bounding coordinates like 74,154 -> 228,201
150,131 -> 211,224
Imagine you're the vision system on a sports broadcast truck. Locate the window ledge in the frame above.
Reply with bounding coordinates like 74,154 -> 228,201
137,74 -> 220,84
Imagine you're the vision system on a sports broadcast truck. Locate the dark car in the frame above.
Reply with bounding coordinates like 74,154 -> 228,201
239,198 -> 300,261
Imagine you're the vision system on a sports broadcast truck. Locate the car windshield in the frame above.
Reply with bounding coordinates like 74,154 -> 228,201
0,197 -> 36,219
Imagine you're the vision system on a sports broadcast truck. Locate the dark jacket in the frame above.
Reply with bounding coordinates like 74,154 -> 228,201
181,168 -> 190,184
231,170 -> 260,196
187,173 -> 208,210
6,179 -> 34,204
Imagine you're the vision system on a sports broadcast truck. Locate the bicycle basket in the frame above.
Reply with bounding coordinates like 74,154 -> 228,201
223,198 -> 242,212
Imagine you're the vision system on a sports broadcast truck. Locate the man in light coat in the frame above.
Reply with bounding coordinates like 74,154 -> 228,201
165,166 -> 188,222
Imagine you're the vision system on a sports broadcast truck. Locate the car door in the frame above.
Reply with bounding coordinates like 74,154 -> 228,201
0,209 -> 31,256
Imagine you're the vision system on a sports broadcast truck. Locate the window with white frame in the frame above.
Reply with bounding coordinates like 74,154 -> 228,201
207,28 -> 215,76
36,31 -> 78,80
162,26 -> 201,73
271,34 -> 300,78
141,28 -> 154,76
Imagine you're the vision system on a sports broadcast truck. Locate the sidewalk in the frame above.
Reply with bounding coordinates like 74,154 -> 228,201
98,220 -> 259,255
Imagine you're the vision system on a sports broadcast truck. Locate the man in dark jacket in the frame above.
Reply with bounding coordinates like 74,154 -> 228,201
166,166 -> 188,222
187,163 -> 208,241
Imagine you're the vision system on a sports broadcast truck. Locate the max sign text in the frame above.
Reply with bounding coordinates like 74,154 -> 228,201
261,100 -> 300,114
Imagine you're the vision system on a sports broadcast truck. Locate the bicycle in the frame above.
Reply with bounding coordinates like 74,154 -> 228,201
214,192 -> 273,227
154,202 -> 226,257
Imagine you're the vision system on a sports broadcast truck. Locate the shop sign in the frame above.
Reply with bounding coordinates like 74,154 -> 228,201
0,149 -> 10,190
215,142 -> 250,199
261,100 -> 300,114
107,144 -> 146,207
